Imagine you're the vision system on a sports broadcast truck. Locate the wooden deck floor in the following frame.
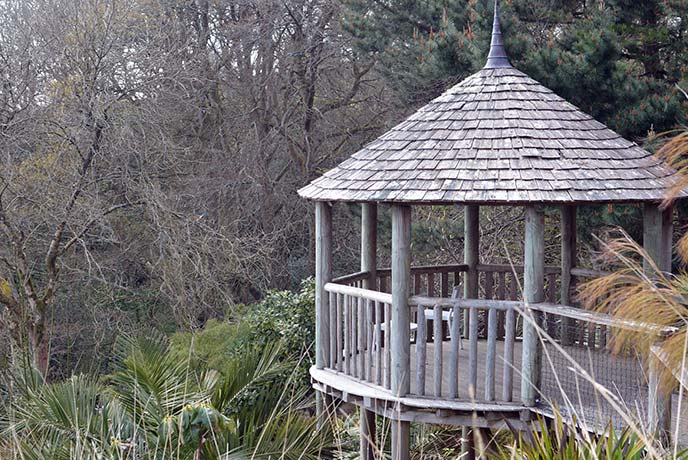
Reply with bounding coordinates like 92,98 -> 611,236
364,339 -> 688,444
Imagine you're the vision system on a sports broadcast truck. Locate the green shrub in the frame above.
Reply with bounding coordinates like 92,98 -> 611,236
170,279 -> 316,387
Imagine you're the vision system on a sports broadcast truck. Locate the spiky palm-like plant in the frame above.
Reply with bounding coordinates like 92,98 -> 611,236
1,332 -> 333,459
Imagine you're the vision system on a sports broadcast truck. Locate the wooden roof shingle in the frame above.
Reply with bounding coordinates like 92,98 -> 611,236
298,1 -> 685,204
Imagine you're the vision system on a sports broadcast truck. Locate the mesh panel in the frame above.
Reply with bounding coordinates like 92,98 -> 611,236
539,313 -> 649,431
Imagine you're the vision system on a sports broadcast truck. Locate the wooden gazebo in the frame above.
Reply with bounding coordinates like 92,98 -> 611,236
299,2 -> 686,459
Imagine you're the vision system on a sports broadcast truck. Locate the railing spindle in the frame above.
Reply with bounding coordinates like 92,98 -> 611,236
502,308 -> 516,402
441,272 -> 449,297
416,305 -> 427,396
329,292 -> 336,368
427,273 -> 435,297
375,300 -> 382,385
336,293 -> 343,372
509,273 -> 518,300
357,296 -> 365,379
448,304 -> 461,398
344,295 -> 351,375
469,305 -> 478,399
367,299 -> 374,381
433,304 -> 443,397
384,302 -> 391,389
497,271 -> 506,339
485,306 -> 497,401
352,297 -> 358,377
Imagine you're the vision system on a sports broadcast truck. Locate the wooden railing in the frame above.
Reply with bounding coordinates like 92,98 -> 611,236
409,295 -> 520,403
376,264 -> 467,296
321,264 -> 675,431
325,282 -> 393,389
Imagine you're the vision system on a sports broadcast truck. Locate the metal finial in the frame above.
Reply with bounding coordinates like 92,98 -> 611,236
484,0 -> 511,69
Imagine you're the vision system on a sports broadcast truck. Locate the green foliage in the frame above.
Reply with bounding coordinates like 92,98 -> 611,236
345,0 -> 688,139
494,412 -> 688,460
1,331 -> 333,459
171,279 -> 316,388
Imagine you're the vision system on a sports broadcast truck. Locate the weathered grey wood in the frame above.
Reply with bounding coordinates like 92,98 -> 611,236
569,268 -> 610,278
469,306 -> 479,399
509,273 -> 518,300
644,203 -> 664,272
463,205 -> 480,299
329,292 -> 336,368
361,203 -> 378,288
392,419 -> 410,460
484,271 -> 493,299
644,202 -> 672,441
336,293 -> 343,372
449,303 -> 461,398
560,205 -> 576,346
332,270 -> 370,285
464,205 -> 480,341
434,304 -> 443,397
352,296 -> 358,377
391,204 -> 411,460
521,205 -> 544,408
476,263 -> 560,275
315,202 -> 332,370
344,295 -> 351,375
298,56 -> 685,205
360,407 -> 376,460
375,301 -> 383,385
391,204 -> 412,396
416,305 -> 427,396
497,271 -> 506,338
324,283 -> 392,304
407,294 -> 673,335
384,302 -> 392,389
358,296 -> 365,379
377,264 -> 469,277
485,307 -> 497,401
662,205 -> 673,272
367,299 -> 374,381
311,367 -> 526,413
502,308 -> 516,402
546,273 -> 557,303
360,213 -> 378,460
409,296 -> 519,311
379,276 -> 387,294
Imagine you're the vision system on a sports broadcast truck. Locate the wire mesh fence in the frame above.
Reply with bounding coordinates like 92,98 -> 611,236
539,312 -> 650,431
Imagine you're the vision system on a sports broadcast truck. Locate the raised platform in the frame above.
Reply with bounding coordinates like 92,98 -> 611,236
312,337 -> 688,444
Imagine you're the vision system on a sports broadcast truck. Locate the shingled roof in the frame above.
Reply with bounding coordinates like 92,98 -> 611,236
298,1 -> 684,204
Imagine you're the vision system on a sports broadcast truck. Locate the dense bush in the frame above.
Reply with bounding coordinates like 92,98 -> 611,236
171,279 -> 316,387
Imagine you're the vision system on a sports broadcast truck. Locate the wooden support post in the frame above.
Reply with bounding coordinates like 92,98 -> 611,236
360,203 -> 377,460
391,204 -> 411,460
662,205 -> 674,272
521,205 -> 544,409
644,202 -> 672,442
315,202 -> 333,419
463,205 -> 479,458
464,205 -> 480,302
464,205 -> 479,398
360,406 -> 376,460
362,203 -> 378,290
560,205 -> 576,345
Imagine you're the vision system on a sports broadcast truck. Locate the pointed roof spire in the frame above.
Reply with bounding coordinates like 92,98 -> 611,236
484,0 -> 511,68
